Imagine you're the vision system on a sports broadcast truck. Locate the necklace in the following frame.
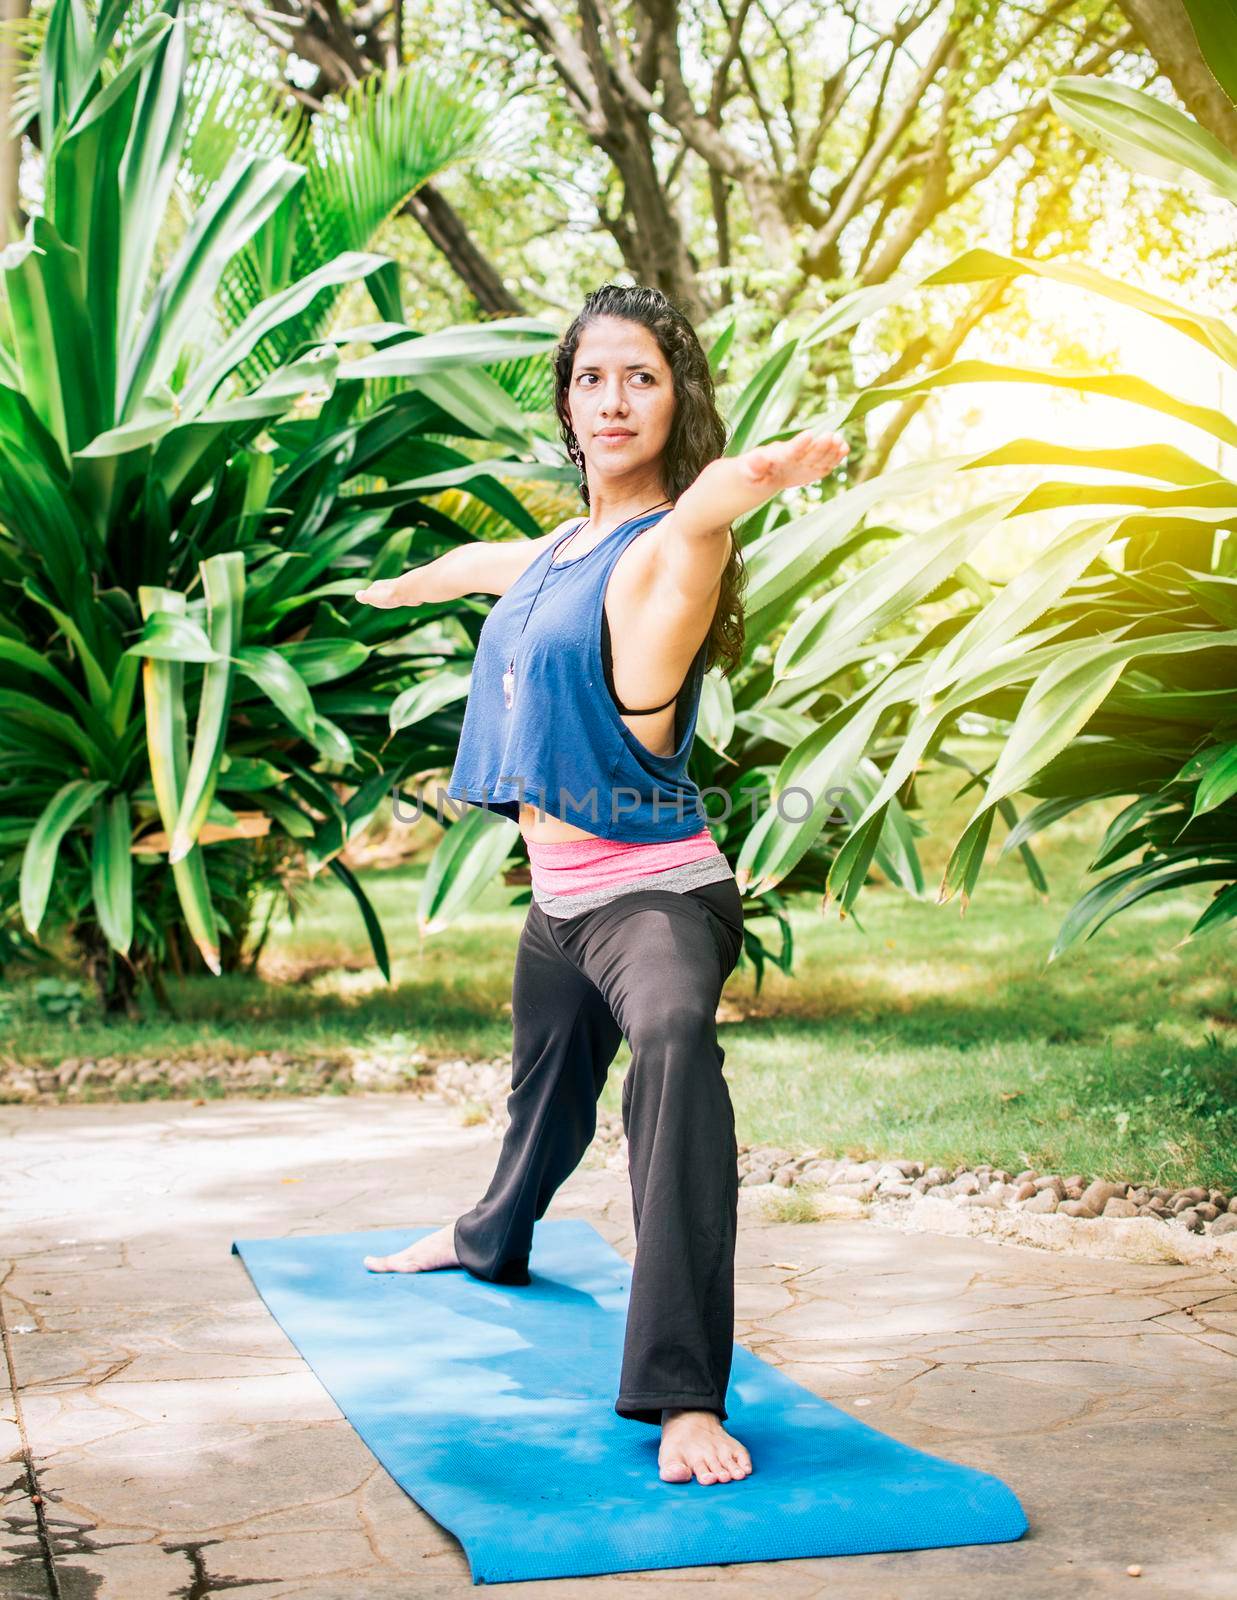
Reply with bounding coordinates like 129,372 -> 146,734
502,498 -> 672,711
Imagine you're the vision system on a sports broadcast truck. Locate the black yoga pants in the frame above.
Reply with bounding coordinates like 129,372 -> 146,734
452,874 -> 746,1426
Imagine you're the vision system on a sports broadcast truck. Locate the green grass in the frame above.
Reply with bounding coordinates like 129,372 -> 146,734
4,749 -> 1234,1190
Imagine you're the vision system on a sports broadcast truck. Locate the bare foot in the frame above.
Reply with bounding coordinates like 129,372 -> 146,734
658,1408 -> 753,1485
363,1223 -> 461,1273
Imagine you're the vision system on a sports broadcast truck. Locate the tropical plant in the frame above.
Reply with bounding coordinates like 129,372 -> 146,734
726,73 -> 1237,959
0,0 -> 562,1009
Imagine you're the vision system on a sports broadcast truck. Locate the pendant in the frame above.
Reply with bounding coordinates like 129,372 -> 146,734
502,662 -> 515,710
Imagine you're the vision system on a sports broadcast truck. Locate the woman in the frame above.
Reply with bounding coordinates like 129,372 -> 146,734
356,283 -> 847,1487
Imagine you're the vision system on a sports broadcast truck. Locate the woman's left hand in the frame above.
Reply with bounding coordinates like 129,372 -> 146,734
736,428 -> 848,493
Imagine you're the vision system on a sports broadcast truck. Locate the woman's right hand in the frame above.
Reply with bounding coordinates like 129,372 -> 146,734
355,573 -> 419,608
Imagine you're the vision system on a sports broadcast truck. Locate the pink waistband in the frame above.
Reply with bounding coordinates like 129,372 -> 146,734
526,827 -> 721,894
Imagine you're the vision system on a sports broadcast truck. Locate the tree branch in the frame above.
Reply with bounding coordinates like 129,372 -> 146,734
636,0 -> 796,265
402,184 -> 527,314
710,0 -> 787,176
801,10 -> 960,272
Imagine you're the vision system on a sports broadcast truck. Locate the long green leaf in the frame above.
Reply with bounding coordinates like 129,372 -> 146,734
120,148 -> 305,416
171,552 -> 245,863
748,619 -> 1108,896
1182,0 -> 1237,104
91,790 -> 133,953
1049,859 -> 1236,960
409,363 -> 543,456
725,339 -> 808,456
234,644 -> 353,764
115,9 -> 187,365
20,578 -> 110,707
388,668 -> 471,733
1188,742 -> 1237,818
1176,881 -> 1237,946
0,636 -> 97,724
339,317 -> 559,381
775,495 -> 1023,682
977,629 -> 1237,815
276,638 -> 369,687
1050,77 -> 1237,206
326,857 -> 390,980
419,806 -> 521,934
916,514 -> 1125,707
21,776 -> 107,933
39,0 -> 94,142
841,358 -> 1237,449
124,608 -> 219,662
4,217 -> 98,452
176,255 -> 384,416
0,687 -> 106,767
137,585 -> 220,973
799,246 -> 1237,370
50,11 -> 178,431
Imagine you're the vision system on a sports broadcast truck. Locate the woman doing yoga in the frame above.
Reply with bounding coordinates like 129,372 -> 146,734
356,283 -> 847,1487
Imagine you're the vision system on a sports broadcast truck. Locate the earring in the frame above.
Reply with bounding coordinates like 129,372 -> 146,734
567,436 -> 586,493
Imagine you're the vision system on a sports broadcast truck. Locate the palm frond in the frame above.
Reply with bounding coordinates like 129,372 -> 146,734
224,57 -> 524,378
180,43 -> 298,203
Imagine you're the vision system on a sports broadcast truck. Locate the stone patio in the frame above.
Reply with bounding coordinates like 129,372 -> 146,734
2,1094 -> 1234,1599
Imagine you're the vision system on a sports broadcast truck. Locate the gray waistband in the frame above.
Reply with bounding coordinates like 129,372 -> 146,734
532,852 -> 735,919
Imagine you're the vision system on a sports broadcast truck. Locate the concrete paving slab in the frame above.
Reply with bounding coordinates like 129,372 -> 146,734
1,1094 -> 1234,1600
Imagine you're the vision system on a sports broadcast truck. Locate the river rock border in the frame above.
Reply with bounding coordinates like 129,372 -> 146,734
0,1049 -> 432,1099
738,1149 -> 1237,1235
734,1148 -> 1237,1269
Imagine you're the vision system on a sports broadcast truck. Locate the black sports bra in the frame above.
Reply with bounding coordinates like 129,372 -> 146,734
601,608 -> 700,716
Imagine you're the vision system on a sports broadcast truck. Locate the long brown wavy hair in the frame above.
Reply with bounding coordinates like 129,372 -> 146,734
552,283 -> 747,680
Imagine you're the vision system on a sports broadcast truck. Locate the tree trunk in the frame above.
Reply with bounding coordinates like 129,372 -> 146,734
595,112 -> 713,322
1117,0 -> 1237,153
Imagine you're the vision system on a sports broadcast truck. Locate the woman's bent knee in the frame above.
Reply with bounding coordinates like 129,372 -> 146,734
626,1000 -> 717,1058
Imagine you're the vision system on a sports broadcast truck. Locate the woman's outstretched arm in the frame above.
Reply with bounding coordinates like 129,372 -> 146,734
354,522 -> 571,609
658,428 -> 849,600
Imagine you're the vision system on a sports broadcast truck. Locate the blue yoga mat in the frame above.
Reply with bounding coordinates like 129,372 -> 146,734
231,1220 -> 1027,1584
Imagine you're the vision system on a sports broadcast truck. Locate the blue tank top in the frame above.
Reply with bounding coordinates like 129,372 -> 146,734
446,508 -> 710,842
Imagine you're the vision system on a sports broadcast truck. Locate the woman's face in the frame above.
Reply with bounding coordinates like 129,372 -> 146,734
567,316 -> 676,488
